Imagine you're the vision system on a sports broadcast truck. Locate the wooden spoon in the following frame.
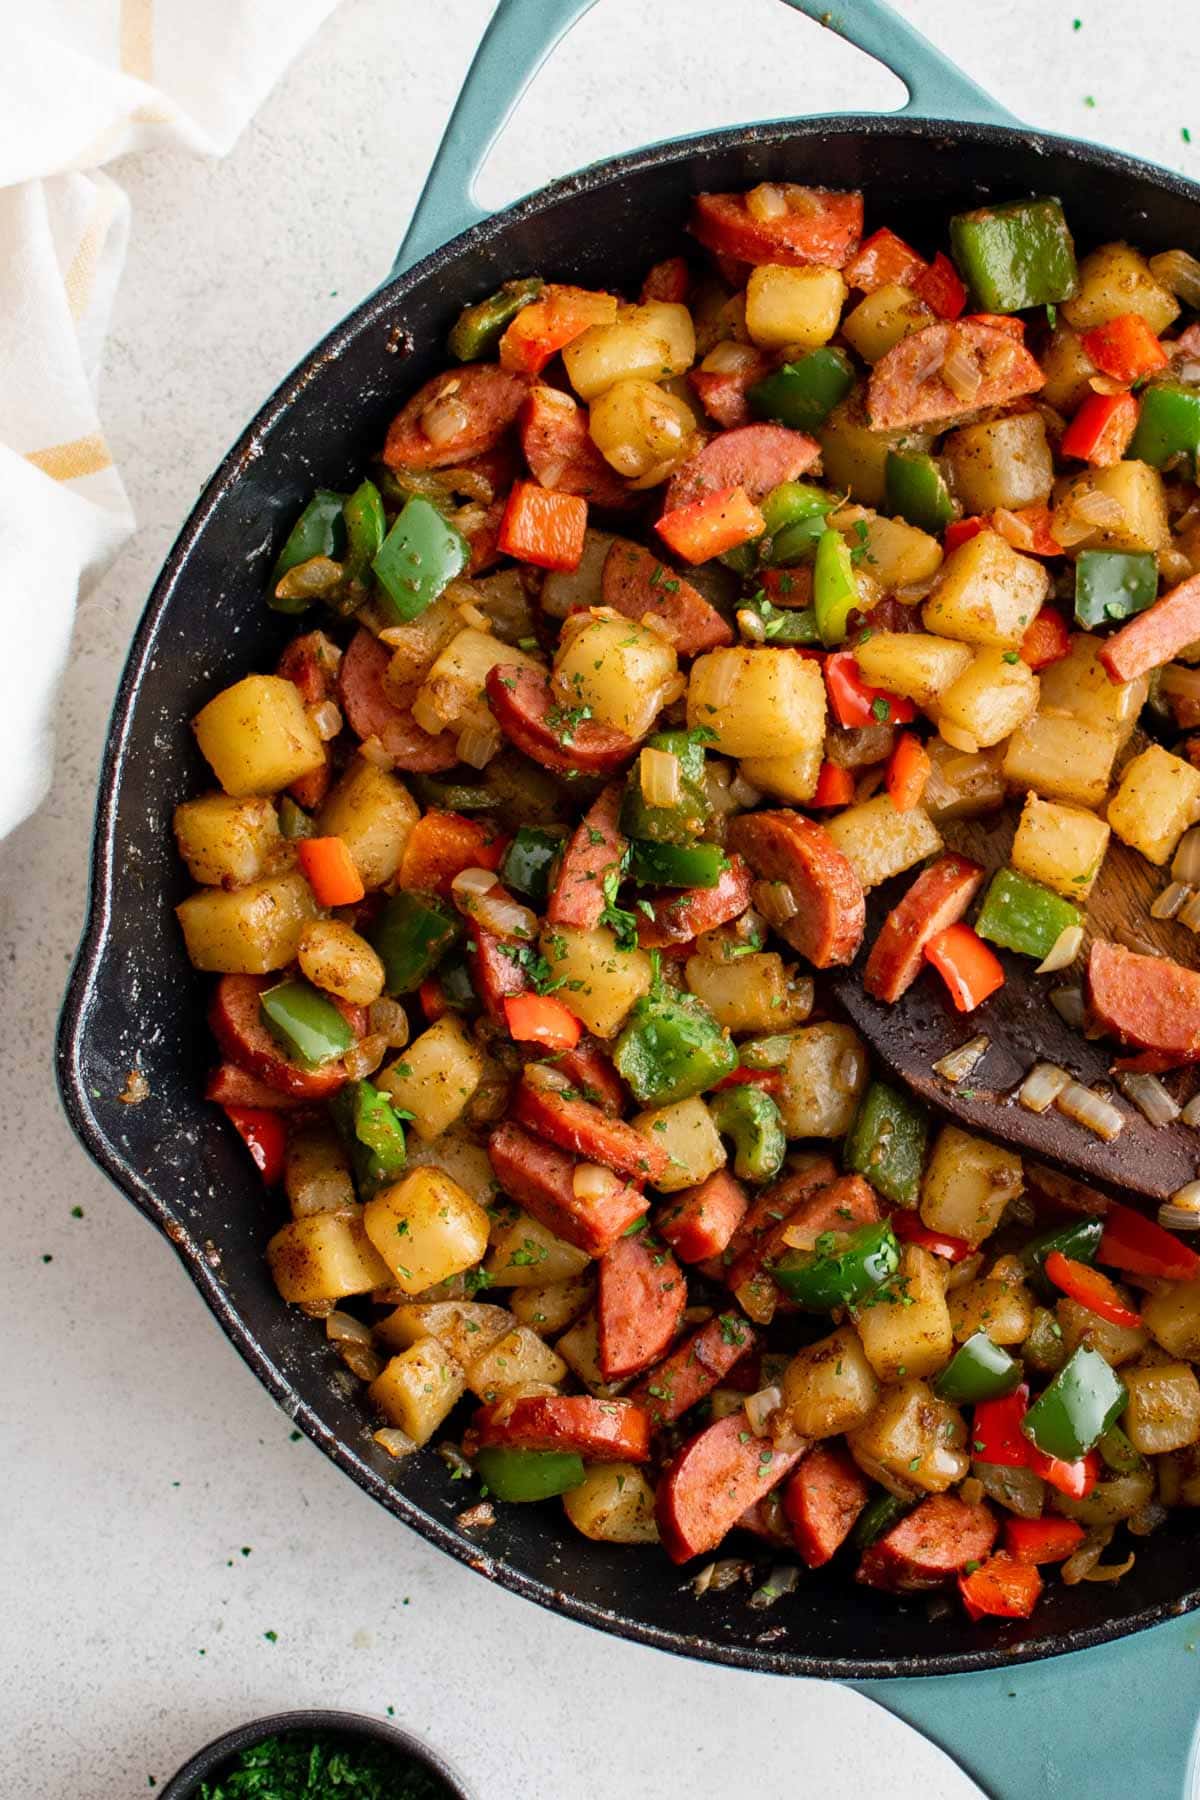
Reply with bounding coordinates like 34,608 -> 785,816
830,803 -> 1200,1205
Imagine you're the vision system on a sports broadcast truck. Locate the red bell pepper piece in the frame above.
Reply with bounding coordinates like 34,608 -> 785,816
914,251 -> 967,320
924,923 -> 1005,1013
944,516 -> 986,554
1080,314 -> 1168,385
499,284 -> 615,375
811,760 -> 856,807
993,504 -> 1061,557
1059,390 -> 1140,466
889,1209 -> 973,1263
844,227 -> 926,293
398,811 -> 506,895
959,1552 -> 1042,1621
655,485 -> 765,565
1099,1202 -> 1200,1283
973,1387 -> 1031,1469
222,1105 -> 287,1185
498,480 -> 587,571
418,976 -> 447,1023
884,732 -> 931,812
296,836 -> 365,907
712,1066 -> 782,1096
1044,1250 -> 1143,1329
1026,1446 -> 1100,1500
503,992 -> 582,1053
1003,1516 -> 1087,1565
825,651 -> 915,728
1020,609 -> 1070,670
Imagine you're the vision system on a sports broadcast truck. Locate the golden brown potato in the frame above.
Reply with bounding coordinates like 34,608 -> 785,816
847,1380 -> 968,1499
782,1324 -> 879,1438
738,744 -> 823,805
267,1208 -> 390,1304
819,393 -> 932,510
465,1324 -> 568,1401
840,283 -> 930,363
297,919 -> 385,1004
564,301 -> 694,399
920,1126 -> 1023,1247
484,1211 -> 592,1288
376,1016 -> 485,1141
1143,1278 -> 1200,1360
554,614 -> 678,739
1001,710 -> 1121,810
284,1121 -> 355,1218
745,264 -> 847,350
1107,744 -> 1200,865
777,1023 -> 867,1138
631,1095 -> 725,1192
316,758 -> 420,890
823,795 -> 942,889
1039,324 -> 1098,414
375,1299 -> 514,1364
923,530 -> 1049,650
949,1258 -> 1036,1346
414,627 -> 541,738
832,506 -> 943,590
539,923 -> 653,1039
937,649 -> 1040,751
1011,793 -> 1111,898
1052,462 -> 1170,555
369,1340 -> 466,1445
944,412 -> 1055,515
854,632 -> 972,711
193,674 -> 326,797
685,951 -> 812,1034
922,738 -> 1006,822
510,1276 -> 594,1336
854,1247 -> 954,1382
1037,633 -> 1147,747
173,793 -> 283,888
588,379 -> 697,483
563,1462 -> 660,1543
363,1167 -> 490,1295
176,867 -> 318,974
1062,241 -> 1180,334
688,648 -> 826,760
1055,1294 -> 1147,1367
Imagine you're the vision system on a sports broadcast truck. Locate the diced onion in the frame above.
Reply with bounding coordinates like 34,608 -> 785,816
456,601 -> 490,631
1151,880 -> 1193,920
421,388 -> 470,447
1049,986 -> 1086,1029
749,1564 -> 799,1610
737,608 -> 767,643
1161,547 -> 1196,587
783,184 -> 824,217
744,1385 -> 782,1438
1158,1204 -> 1200,1232
1062,1526 -> 1113,1585
411,690 -> 448,736
1086,373 -> 1129,397
453,866 -> 502,898
452,869 -> 538,941
368,997 -> 410,1050
1128,1499 -> 1167,1537
640,746 -> 683,808
972,1461 -> 1044,1519
1035,926 -> 1083,975
740,1034 -> 795,1070
1019,1061 -> 1071,1114
729,773 -> 762,809
358,734 -> 396,770
1050,508 -> 1095,549
1115,1070 -> 1180,1126
746,182 -> 789,221
1172,825 -> 1200,885
692,1558 -> 751,1597
326,1310 -> 373,1346
1071,487 -> 1125,528
1082,1552 -> 1136,1584
754,880 -> 799,926
1057,1080 -> 1125,1141
705,761 -> 739,816
308,699 -> 343,742
374,1427 -> 417,1460
835,1042 -> 867,1093
933,1035 -> 989,1083
1182,1094 -> 1200,1127
456,719 -> 501,768
1151,248 -> 1200,307
342,1033 -> 388,1081
1168,1177 -> 1200,1213
992,507 -> 1036,552
704,340 -> 764,375
340,1341 -> 384,1383
1179,890 -> 1200,934
938,720 -> 980,754
455,1501 -> 496,1531
573,1162 -> 619,1202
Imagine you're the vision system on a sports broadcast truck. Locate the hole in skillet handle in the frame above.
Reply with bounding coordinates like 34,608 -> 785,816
156,1709 -> 476,1800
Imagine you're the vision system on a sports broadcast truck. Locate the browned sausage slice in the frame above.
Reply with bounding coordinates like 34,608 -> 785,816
596,1235 -> 687,1379
519,385 -> 635,509
725,1172 -> 880,1318
544,1037 -> 626,1116
783,1443 -> 872,1568
726,810 -> 865,968
867,320 -> 1045,430
1099,571 -> 1200,683
635,854 -> 753,949
209,975 -> 358,1100
626,1313 -> 758,1427
601,540 -> 733,656
485,663 -> 638,777
487,1120 -> 646,1255
655,1413 -> 807,1563
656,1169 -> 749,1264
383,365 -> 531,471
1086,939 -> 1200,1061
856,1493 -> 997,1593
337,628 -> 459,772
689,353 -> 772,431
467,920 -> 527,1022
545,782 -> 627,932
472,1394 -> 651,1463
514,1067 -> 670,1186
862,852 -> 986,1003
277,629 -> 339,809
665,423 -> 821,512
205,1061 -> 305,1110
690,189 -> 864,269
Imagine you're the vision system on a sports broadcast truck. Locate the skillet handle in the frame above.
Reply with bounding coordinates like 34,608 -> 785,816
393,0 -> 1019,275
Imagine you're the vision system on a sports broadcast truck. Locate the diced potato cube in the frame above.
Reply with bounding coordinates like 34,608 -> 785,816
823,795 -> 942,889
173,794 -> 283,888
510,1276 -> 594,1336
555,1310 -> 624,1396
484,1211 -> 592,1287
854,1246 -> 953,1382
1121,1361 -> 1200,1454
564,301 -> 695,400
415,628 -> 541,737
923,531 -> 1049,650
553,614 -> 677,739
782,1324 -> 879,1438
1011,793 -> 1110,898
374,1018 -> 481,1142
835,508 -> 943,589
631,1096 -> 725,1193
540,529 -> 619,618
267,1207 -> 390,1304
937,648 -> 1039,751
1001,711 -> 1120,809
853,631 -> 972,710
819,392 -> 933,510
745,264 -> 847,350
920,1125 -> 1022,1247
1056,1294 -> 1147,1366
948,1255 -> 1035,1346
540,923 -> 652,1039
1107,744 -> 1200,865
687,647 -> 826,760
368,1340 -> 466,1446
1038,633 -> 1148,747
777,1022 -> 867,1138
685,951 -> 811,1034
193,674 -> 325,797
1052,462 -> 1170,555
298,919 -> 386,1005
1039,324 -> 1099,415
316,759 -> 419,890
739,744 -> 822,804
465,1324 -> 568,1401
363,1167 -> 490,1295
923,738 -> 1006,822
589,378 -> 697,480
1143,1278 -> 1200,1359
847,1379 -> 968,1499
1062,241 -> 1180,335
404,1130 -> 499,1211
943,413 -> 1054,515
374,1299 -> 514,1364
563,1462 -> 659,1543
176,867 -> 318,974
285,1121 -> 355,1218
840,282 -> 930,363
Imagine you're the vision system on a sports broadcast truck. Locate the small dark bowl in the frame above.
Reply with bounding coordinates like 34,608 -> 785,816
158,1709 -> 476,1799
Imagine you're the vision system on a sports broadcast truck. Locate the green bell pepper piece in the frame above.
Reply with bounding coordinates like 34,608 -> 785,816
409,775 -> 495,813
885,450 -> 957,534
269,489 -> 347,613
1127,381 -> 1200,474
737,1033 -> 794,1071
738,592 -> 822,644
629,840 -> 729,888
612,990 -> 737,1107
331,1079 -> 407,1196
1020,1216 -> 1104,1300
340,478 -> 387,596
934,1331 -> 1023,1404
473,1445 -> 585,1502
448,277 -> 544,362
437,954 -> 478,1013
1098,1424 -> 1146,1476
277,796 -> 314,840
259,980 -> 354,1067
708,1084 -> 786,1183
501,826 -> 567,907
1021,1345 -> 1127,1461
843,1080 -> 929,1208
813,527 -> 859,646
372,495 -> 468,624
765,482 -> 834,567
852,1490 -> 912,1549
975,866 -> 1083,962
369,892 -> 459,995
949,197 -> 1078,313
748,349 -> 855,432
619,730 -> 711,845
1074,549 -> 1158,628
772,1219 -> 901,1311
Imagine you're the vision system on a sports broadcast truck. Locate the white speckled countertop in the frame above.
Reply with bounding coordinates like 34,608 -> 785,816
4,3 -> 1199,1794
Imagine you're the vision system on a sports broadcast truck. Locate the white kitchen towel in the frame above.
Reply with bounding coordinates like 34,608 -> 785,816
0,0 -> 338,840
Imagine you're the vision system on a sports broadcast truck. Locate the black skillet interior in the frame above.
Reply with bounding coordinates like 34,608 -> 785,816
59,117 -> 1200,1677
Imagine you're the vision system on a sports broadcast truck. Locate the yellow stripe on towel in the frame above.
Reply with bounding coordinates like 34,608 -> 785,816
120,0 -> 154,84
64,182 -> 121,323
25,435 -> 113,481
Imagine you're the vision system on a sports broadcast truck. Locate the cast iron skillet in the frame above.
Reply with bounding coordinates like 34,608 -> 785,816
57,0 -> 1200,1676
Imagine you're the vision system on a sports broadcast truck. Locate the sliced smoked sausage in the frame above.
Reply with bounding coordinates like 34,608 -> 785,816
635,854 -> 753,949
383,365 -> 531,471
485,663 -> 639,777
856,1493 -> 997,1593
514,1067 -> 670,1185
1099,571 -> 1200,683
726,809 -> 865,968
863,853 -> 986,1003
689,188 -> 863,269
545,782 -> 628,932
665,423 -> 821,512
656,1169 -> 749,1264
519,385 -> 635,509
487,1120 -> 646,1255
338,628 -> 459,772
783,1443 -> 872,1569
1086,939 -> 1200,1061
596,1234 -> 687,1379
655,1413 -> 807,1563
867,320 -> 1045,430
472,1393 -> 651,1463
601,540 -> 733,656
626,1313 -> 758,1427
